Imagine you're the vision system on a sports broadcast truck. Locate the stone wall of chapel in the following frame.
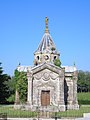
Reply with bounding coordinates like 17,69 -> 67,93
65,76 -> 74,105
32,69 -> 62,106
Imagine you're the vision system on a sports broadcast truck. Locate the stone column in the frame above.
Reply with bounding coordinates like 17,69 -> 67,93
73,71 -> 79,109
73,77 -> 78,104
59,78 -> 64,104
73,71 -> 78,104
58,73 -> 65,111
27,71 -> 33,105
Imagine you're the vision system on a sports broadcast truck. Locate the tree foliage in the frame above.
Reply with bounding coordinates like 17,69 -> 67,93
6,69 -> 28,103
14,69 -> 28,103
0,62 -> 11,104
78,70 -> 90,92
54,58 -> 61,67
6,76 -> 16,103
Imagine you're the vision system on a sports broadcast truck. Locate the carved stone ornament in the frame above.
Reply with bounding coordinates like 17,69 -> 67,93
44,55 -> 49,60
42,72 -> 50,81
34,73 -> 42,80
50,72 -> 58,80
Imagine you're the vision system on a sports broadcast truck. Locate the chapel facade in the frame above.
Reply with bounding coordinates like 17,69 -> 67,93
17,17 -> 79,111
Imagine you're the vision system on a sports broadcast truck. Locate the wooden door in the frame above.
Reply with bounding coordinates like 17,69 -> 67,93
41,90 -> 50,106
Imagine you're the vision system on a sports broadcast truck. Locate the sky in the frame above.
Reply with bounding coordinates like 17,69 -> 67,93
0,0 -> 90,76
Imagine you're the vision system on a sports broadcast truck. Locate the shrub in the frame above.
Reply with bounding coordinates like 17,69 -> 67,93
54,58 -> 61,67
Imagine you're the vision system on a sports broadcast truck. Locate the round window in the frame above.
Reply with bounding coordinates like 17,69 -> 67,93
45,55 -> 49,60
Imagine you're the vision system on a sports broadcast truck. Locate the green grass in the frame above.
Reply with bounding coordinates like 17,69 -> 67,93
56,106 -> 90,118
78,92 -> 90,105
0,106 -> 37,118
0,105 -> 90,118
0,92 -> 90,118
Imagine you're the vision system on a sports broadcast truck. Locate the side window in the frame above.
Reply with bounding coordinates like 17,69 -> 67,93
54,56 -> 57,60
37,56 -> 39,60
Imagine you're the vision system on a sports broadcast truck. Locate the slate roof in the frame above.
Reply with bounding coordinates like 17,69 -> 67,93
35,33 -> 57,53
17,64 -> 77,73
62,66 -> 77,72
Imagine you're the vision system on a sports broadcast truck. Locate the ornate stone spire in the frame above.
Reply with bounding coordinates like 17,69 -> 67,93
35,17 -> 59,54
34,17 -> 60,66
45,17 -> 49,33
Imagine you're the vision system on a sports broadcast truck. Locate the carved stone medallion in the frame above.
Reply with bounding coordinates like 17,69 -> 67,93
43,72 -> 50,81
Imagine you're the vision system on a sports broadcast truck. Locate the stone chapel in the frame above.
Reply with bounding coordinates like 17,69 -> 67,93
17,17 -> 79,111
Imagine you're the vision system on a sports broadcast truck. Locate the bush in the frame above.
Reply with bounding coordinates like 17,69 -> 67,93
6,94 -> 15,103
54,58 -> 61,67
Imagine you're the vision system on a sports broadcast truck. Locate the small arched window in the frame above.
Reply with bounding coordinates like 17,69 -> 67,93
54,56 -> 57,60
37,56 -> 39,60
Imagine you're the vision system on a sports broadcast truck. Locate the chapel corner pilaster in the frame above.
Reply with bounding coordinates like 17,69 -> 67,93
27,70 -> 33,105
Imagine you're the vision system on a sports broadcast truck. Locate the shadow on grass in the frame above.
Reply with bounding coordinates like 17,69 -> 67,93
78,100 -> 90,105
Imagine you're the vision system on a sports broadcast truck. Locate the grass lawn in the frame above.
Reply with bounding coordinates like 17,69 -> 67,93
0,105 -> 90,118
56,106 -> 90,118
0,105 -> 37,118
78,92 -> 90,105
0,92 -> 90,118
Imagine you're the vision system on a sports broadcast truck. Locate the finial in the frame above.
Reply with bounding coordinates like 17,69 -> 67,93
45,17 -> 49,33
18,62 -> 21,66
73,62 -> 76,66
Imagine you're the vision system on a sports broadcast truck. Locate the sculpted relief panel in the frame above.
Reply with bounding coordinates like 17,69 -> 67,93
33,69 -> 60,106
34,69 -> 59,81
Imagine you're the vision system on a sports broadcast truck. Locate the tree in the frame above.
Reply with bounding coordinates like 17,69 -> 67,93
14,69 -> 28,103
0,62 -> 11,104
78,70 -> 90,92
85,71 -> 90,92
17,71 -> 28,103
6,76 -> 16,103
